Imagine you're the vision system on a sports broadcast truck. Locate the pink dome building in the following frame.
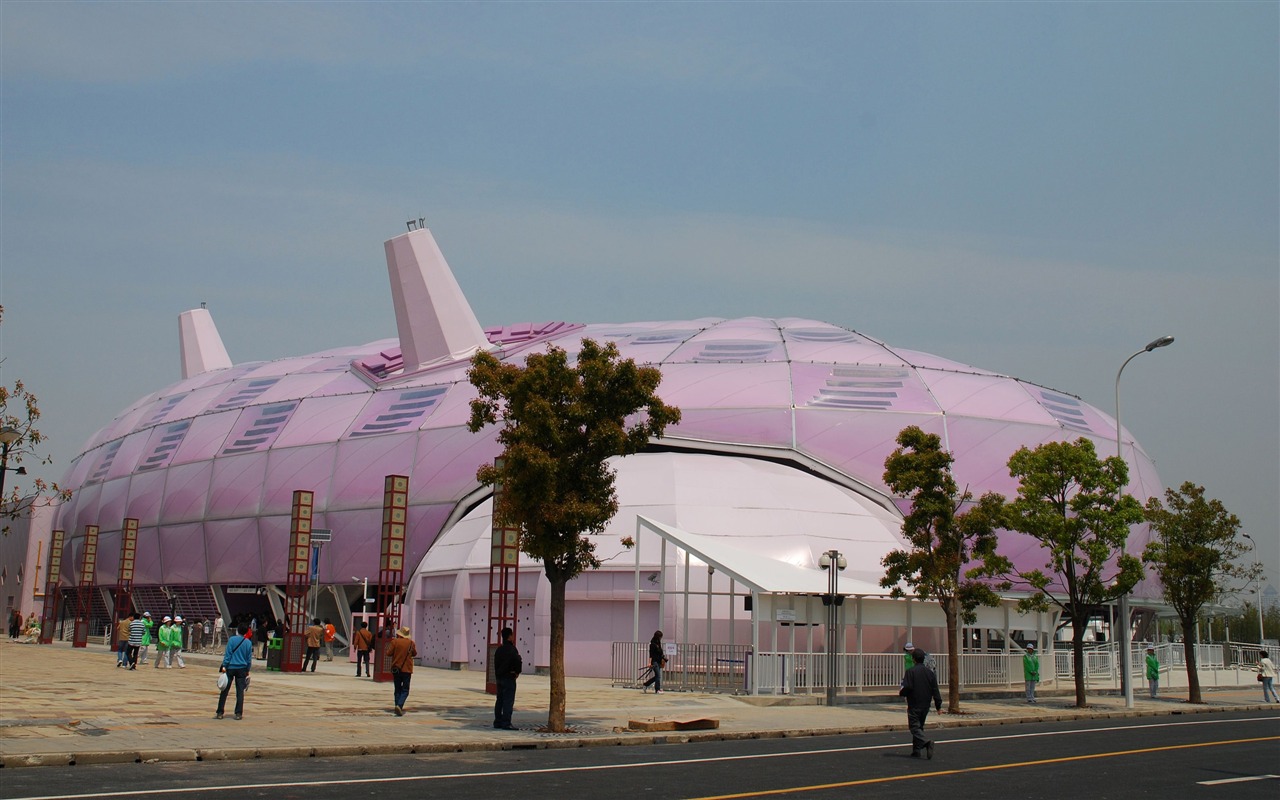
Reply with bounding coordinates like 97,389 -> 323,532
51,226 -> 1165,683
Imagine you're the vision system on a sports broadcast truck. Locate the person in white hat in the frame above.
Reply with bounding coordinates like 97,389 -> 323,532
1022,643 -> 1040,703
169,616 -> 187,669
154,616 -> 173,668
138,612 -> 154,666
385,626 -> 418,716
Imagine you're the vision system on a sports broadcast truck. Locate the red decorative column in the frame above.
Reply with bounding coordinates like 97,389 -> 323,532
485,460 -> 519,694
37,529 -> 65,644
373,475 -> 408,683
111,518 -> 139,649
72,524 -> 99,648
281,490 -> 313,673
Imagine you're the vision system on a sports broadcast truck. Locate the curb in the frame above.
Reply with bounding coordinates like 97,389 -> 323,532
3,703 -> 1271,769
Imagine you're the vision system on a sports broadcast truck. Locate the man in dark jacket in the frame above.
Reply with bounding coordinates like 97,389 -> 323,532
898,648 -> 941,759
492,627 -> 522,730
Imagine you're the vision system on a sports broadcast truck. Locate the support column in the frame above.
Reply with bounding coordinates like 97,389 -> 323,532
72,525 -> 99,648
38,530 -> 65,644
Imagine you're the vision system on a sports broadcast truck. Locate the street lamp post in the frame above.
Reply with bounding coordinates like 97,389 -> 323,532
1241,533 -> 1265,643
1115,334 -> 1175,709
0,426 -> 29,503
819,549 -> 847,706
353,576 -> 373,607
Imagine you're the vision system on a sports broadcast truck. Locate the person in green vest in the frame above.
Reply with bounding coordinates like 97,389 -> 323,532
1145,646 -> 1160,699
1022,643 -> 1040,703
153,616 -> 172,668
169,615 -> 188,668
903,642 -> 915,673
138,612 -> 155,666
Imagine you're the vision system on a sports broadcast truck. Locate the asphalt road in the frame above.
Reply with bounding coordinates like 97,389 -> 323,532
3,710 -> 1277,800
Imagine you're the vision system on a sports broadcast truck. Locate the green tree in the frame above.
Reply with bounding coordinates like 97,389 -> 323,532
880,425 -> 1005,713
1143,483 -> 1261,703
467,338 -> 680,732
979,437 -> 1144,708
0,305 -> 72,534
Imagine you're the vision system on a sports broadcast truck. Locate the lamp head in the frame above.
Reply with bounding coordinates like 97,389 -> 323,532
1145,335 -> 1175,351
0,426 -> 19,447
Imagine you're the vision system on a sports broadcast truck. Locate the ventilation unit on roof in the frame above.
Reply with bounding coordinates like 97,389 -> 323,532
349,386 -> 448,438
631,330 -> 698,345
220,401 -> 301,456
692,341 -> 779,362
137,420 -> 192,472
785,328 -> 861,343
1037,390 -> 1093,433
144,395 -> 185,427
809,366 -> 908,409
212,378 -> 281,411
88,440 -> 124,484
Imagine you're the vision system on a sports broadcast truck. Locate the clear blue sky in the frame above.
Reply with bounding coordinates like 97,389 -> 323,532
2,2 -> 1277,586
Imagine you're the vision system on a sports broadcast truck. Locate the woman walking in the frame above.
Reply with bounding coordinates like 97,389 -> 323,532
642,630 -> 665,694
1258,651 -> 1279,703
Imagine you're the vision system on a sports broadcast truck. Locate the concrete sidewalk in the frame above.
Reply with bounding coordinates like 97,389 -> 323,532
1,638 -> 1275,768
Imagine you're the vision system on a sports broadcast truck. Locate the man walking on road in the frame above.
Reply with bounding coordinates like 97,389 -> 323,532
386,626 -> 417,716
216,623 -> 254,720
899,647 -> 941,759
493,626 -> 522,729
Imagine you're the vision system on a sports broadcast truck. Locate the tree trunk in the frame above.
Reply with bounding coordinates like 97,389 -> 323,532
1181,615 -> 1202,704
1072,625 -> 1088,708
944,598 -> 962,713
547,576 -> 567,732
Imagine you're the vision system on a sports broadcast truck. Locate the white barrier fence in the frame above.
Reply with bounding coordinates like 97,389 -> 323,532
612,641 -> 1267,695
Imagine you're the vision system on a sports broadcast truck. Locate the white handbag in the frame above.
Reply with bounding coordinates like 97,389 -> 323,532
217,671 -> 229,691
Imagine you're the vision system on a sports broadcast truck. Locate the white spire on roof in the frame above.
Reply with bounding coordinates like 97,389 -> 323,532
384,225 -> 490,372
178,307 -> 232,379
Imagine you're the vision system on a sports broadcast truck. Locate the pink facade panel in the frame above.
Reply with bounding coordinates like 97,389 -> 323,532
123,470 -> 168,526
260,446 -> 333,515
329,434 -> 418,511
92,479 -> 126,534
656,362 -> 793,409
313,507 -> 383,582
171,411 -> 238,466
156,523 -> 209,584
158,461 -> 213,524
205,518 -> 265,583
671,408 -> 794,448
794,409 -> 945,490
257,515 -> 293,581
208,453 -> 269,519
93,528 -> 122,584
129,526 -> 164,585
410,426 -> 504,505
273,395 -> 370,449
403,503 -> 456,576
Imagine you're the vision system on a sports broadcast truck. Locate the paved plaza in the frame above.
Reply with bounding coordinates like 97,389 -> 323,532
1,638 -> 1274,768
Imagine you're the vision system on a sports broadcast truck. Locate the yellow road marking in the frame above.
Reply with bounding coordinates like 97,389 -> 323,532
685,735 -> 1280,800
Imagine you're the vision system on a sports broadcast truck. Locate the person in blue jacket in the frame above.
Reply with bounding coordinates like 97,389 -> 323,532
216,623 -> 254,720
